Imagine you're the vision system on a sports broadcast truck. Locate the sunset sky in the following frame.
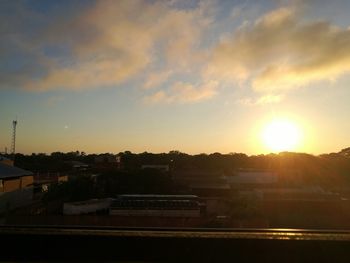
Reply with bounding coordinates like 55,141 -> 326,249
1,0 -> 350,155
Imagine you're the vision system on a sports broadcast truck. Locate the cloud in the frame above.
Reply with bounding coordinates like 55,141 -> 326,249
3,1 -> 350,105
1,0 -> 209,92
45,95 -> 64,107
238,94 -> 284,106
143,70 -> 173,89
206,6 -> 350,91
143,90 -> 168,104
144,81 -> 218,104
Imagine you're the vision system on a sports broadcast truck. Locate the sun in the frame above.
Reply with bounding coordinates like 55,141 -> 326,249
262,119 -> 301,152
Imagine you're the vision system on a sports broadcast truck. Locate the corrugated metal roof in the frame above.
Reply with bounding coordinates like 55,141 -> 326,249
0,163 -> 33,179
111,199 -> 199,210
113,195 -> 201,210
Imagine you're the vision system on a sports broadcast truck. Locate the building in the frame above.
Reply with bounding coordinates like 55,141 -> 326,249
66,161 -> 90,171
226,170 -> 278,190
188,178 -> 231,197
110,195 -> 201,217
173,170 -> 231,196
0,162 -> 34,213
34,172 -> 68,193
94,154 -> 121,169
141,164 -> 169,172
95,154 -> 115,163
258,186 -> 339,201
63,198 -> 113,215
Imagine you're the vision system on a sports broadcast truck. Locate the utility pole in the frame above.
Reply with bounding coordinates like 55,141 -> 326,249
11,119 -> 17,161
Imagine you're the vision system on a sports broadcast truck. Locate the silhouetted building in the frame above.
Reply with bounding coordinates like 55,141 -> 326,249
34,172 -> 68,193
110,195 -> 201,217
189,178 -> 231,197
226,170 -> 278,190
66,161 -> 90,171
141,164 -> 169,172
173,170 -> 230,196
258,186 -> 338,201
0,162 -> 33,212
94,154 -> 121,169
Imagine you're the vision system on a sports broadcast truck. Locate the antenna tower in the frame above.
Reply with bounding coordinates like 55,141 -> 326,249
11,119 -> 17,158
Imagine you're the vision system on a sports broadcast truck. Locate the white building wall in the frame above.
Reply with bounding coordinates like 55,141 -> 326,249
63,198 -> 113,215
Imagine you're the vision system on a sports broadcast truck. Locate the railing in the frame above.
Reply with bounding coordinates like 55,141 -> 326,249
1,226 -> 350,261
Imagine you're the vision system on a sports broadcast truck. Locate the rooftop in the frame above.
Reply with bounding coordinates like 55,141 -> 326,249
0,163 -> 33,179
111,199 -> 199,210
227,171 -> 277,184
112,195 -> 201,210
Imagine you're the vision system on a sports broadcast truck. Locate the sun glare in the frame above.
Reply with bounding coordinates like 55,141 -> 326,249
262,119 -> 301,152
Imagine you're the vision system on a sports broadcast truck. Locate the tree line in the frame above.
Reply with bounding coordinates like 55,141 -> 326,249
5,148 -> 350,188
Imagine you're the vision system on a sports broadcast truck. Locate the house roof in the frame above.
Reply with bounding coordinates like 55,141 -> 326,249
0,163 -> 33,179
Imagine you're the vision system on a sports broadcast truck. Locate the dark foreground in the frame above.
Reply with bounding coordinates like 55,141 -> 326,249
1,226 -> 350,262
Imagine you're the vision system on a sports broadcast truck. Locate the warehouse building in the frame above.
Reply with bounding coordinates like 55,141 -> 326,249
64,198 -> 113,215
110,194 -> 201,217
226,170 -> 278,190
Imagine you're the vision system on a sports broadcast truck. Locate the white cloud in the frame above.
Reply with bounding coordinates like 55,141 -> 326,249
207,6 -> 350,91
2,0 -> 210,92
238,94 -> 284,106
144,81 -> 218,104
143,70 -> 173,89
3,1 -> 350,105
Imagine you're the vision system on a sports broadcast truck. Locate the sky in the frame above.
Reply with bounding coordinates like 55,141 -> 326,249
1,0 -> 350,155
